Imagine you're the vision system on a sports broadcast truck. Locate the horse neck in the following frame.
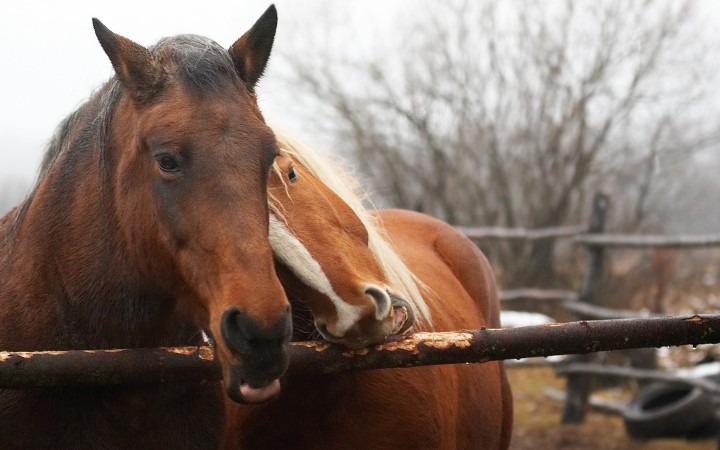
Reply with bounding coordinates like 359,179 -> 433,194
0,121 -> 194,352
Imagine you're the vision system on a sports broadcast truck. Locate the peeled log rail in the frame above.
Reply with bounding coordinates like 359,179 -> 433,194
574,233 -> 720,249
501,288 -> 578,302
457,224 -> 587,241
0,314 -> 719,388
455,223 -> 720,248
561,300 -> 658,320
499,291 -> 654,320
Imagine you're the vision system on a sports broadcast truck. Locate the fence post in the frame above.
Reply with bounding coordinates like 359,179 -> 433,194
561,192 -> 609,424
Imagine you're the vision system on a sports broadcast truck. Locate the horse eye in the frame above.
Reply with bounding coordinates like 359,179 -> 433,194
288,167 -> 299,183
156,154 -> 180,173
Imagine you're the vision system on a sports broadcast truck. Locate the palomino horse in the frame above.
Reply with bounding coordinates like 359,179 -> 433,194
225,134 -> 513,449
0,7 -> 292,448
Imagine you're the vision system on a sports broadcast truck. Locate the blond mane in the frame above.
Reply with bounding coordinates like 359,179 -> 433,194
270,128 -> 432,328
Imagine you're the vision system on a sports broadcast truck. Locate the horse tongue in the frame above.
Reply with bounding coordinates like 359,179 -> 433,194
239,379 -> 281,404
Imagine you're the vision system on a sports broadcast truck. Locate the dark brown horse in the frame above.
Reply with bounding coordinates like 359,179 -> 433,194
0,6 -> 291,448
225,133 -> 513,449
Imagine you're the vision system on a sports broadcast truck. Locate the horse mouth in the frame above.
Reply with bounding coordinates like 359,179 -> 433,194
391,305 -> 409,334
203,331 -> 284,404
225,364 -> 282,404
235,379 -> 281,404
389,293 -> 415,336
313,294 -> 416,349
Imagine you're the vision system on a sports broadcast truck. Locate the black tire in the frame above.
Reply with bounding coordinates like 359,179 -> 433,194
623,382 -> 715,439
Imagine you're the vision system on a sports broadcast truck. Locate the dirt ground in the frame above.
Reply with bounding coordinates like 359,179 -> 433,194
507,365 -> 717,450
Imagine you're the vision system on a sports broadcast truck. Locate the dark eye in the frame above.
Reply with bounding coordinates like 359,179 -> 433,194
156,154 -> 180,173
288,167 -> 299,183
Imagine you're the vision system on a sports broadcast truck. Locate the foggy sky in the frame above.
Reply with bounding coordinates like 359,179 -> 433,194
0,1 -> 407,181
1,1 -> 718,184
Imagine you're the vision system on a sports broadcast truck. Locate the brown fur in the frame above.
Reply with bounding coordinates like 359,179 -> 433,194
0,7 -> 290,448
226,207 -> 513,449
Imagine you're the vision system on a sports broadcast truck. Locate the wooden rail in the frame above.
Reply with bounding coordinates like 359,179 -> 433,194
556,363 -> 720,394
457,192 -> 720,424
574,233 -> 720,249
500,289 -> 578,302
457,223 -> 720,250
561,301 -> 657,320
457,225 -> 588,241
0,314 -> 718,388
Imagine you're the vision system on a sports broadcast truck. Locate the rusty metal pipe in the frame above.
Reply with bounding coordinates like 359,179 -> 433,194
0,314 -> 718,388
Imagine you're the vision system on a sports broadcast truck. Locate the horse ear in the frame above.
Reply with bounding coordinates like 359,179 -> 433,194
228,5 -> 278,91
92,18 -> 162,96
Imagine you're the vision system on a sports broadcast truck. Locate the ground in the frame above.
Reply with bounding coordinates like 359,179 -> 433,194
507,365 -> 717,450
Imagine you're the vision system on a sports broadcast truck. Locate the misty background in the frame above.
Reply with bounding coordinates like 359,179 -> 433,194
1,0 -> 719,288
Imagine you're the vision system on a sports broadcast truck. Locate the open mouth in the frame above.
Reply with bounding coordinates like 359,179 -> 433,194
391,305 -> 409,334
389,293 -> 415,335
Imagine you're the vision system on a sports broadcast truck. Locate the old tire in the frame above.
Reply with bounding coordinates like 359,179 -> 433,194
623,382 -> 715,439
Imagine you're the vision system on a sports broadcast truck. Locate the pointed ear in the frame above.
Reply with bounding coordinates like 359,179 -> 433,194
228,5 -> 278,91
92,18 -> 163,97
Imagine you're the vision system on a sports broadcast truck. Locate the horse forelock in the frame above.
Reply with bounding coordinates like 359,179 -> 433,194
151,35 -> 240,97
270,128 -> 433,328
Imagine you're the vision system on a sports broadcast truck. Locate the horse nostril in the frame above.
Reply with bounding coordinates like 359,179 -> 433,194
365,286 -> 392,320
220,307 -> 251,355
315,321 -> 348,343
220,306 -> 292,356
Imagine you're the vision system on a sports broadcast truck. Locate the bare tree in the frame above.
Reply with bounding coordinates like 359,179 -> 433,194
285,0 -> 720,287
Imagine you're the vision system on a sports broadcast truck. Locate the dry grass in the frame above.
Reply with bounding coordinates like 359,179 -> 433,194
507,366 -> 716,449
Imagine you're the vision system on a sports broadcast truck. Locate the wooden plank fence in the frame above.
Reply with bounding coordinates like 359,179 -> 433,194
1,191 -> 718,431
461,191 -> 720,423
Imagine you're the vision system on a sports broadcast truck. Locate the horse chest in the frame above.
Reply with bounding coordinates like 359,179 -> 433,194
229,372 -> 451,450
0,383 -> 224,449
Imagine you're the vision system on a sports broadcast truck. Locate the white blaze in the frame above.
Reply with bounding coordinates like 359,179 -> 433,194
268,214 -> 364,335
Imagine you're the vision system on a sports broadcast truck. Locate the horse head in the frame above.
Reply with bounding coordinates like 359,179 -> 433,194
268,141 -> 420,349
92,6 -> 290,403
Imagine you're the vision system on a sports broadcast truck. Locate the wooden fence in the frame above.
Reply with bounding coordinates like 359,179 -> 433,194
2,191 -> 719,430
1,314 -> 718,388
464,192 -> 720,423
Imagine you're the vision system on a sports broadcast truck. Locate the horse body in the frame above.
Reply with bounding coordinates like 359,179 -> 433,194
226,140 -> 512,449
0,7 -> 292,448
